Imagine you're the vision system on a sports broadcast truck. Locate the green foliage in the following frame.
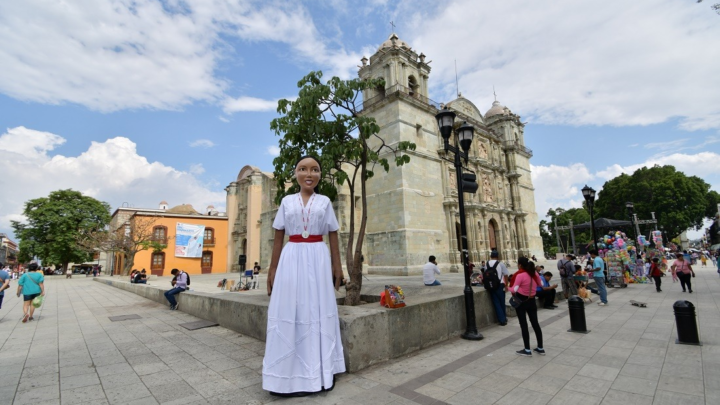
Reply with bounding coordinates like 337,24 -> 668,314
539,220 -> 553,253
270,71 -> 416,204
546,207 -> 593,247
12,189 -> 111,268
594,165 -> 716,239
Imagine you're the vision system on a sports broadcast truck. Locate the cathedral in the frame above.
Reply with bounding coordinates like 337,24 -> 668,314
225,34 -> 544,275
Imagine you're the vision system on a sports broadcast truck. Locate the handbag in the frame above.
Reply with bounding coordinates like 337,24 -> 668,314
509,296 -> 521,309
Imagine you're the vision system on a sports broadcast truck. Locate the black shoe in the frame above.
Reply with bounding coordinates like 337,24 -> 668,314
689,290 -> 693,294
516,349 -> 532,357
551,305 -> 559,308
533,348 -> 546,356
544,306 -> 555,310
682,290 -> 686,292
500,322 -> 507,326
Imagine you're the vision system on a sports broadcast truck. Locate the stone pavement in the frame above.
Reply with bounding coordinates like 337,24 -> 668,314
0,264 -> 718,405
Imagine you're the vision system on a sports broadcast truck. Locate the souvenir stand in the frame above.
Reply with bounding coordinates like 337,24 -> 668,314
643,231 -> 667,272
597,231 -> 641,287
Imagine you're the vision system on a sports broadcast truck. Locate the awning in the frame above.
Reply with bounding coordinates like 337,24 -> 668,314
572,218 -> 633,230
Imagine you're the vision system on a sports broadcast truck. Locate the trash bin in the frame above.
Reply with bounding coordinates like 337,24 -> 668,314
567,295 -> 590,334
673,300 -> 701,345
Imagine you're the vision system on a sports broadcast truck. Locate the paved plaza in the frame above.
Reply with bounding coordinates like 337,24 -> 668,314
0,265 -> 718,405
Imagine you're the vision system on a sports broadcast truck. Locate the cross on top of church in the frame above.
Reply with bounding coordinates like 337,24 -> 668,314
390,20 -> 396,33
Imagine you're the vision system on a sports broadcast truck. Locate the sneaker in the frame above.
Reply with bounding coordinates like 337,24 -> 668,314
597,302 -> 606,306
533,348 -> 546,356
516,349 -> 532,357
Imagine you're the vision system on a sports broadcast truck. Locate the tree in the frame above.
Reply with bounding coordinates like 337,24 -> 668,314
271,71 -> 416,306
539,219 -> 553,254
546,207 -> 592,253
12,190 -> 110,270
78,215 -> 165,275
698,0 -> 720,15
594,165 -> 716,239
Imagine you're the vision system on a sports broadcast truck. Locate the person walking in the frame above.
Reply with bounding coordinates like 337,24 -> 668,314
557,254 -> 578,299
263,155 -> 345,397
671,253 -> 695,293
650,258 -> 663,292
164,269 -> 187,309
423,256 -> 442,286
16,263 -> 45,323
0,263 -> 10,311
511,260 -> 545,356
485,251 -> 510,326
590,250 -> 608,306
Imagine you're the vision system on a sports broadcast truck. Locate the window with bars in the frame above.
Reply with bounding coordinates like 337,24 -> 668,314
203,228 -> 215,245
153,226 -> 167,243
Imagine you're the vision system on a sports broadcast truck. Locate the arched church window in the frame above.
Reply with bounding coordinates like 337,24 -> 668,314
408,75 -> 418,96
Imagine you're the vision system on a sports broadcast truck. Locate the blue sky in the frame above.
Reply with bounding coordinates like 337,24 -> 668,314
0,0 -> 718,243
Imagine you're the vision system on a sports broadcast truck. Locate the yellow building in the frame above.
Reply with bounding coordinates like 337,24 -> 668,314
110,202 -> 228,276
225,165 -> 276,272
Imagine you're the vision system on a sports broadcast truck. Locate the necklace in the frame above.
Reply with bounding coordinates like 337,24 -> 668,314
298,193 -> 316,238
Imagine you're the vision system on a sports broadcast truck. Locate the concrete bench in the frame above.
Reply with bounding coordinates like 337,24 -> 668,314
95,278 -> 502,373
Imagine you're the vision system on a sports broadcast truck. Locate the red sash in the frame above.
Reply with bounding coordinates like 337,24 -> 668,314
288,235 -> 323,243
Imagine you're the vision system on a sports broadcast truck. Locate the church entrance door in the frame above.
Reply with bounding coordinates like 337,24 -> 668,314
488,220 -> 499,255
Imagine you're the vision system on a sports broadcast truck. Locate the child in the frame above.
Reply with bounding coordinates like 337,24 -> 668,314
262,155 -> 345,397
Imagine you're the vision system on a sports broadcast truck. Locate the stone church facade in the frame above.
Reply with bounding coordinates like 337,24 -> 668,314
226,34 -> 544,275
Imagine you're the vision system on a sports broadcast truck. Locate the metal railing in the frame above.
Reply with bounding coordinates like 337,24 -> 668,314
503,140 -> 533,157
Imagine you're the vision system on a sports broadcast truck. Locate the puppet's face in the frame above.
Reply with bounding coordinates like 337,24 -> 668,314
295,157 -> 321,193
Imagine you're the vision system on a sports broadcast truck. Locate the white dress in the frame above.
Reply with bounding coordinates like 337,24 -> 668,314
262,193 -> 346,393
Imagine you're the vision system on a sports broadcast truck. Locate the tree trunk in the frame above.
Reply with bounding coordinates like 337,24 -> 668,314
122,252 -> 135,276
344,147 -> 369,306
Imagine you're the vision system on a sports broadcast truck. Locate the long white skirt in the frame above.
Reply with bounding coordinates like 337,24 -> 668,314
262,241 -> 346,393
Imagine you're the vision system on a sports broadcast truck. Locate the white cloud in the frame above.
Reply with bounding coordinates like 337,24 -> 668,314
218,116 -> 230,123
531,163 -> 594,220
532,152 -> 720,233
0,0 -> 363,112
406,0 -> 720,130
267,145 -> 281,156
189,163 -> 205,175
0,127 -> 225,237
189,139 -> 216,148
222,96 -> 278,113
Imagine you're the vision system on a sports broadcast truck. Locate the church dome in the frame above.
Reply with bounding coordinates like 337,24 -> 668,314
166,204 -> 200,215
159,200 -> 168,205
378,33 -> 411,51
485,100 -> 510,118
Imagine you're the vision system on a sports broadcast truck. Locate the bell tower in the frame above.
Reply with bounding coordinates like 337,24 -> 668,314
358,34 -> 431,103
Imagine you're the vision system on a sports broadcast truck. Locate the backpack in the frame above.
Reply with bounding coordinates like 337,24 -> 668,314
558,260 -> 573,277
483,261 -> 502,291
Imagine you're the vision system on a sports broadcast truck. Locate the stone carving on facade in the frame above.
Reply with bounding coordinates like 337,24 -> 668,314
478,143 -> 488,159
482,174 -> 494,203
448,168 -> 456,190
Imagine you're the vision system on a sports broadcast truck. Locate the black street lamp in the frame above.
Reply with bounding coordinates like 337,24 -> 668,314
582,185 -> 598,252
435,108 -> 483,341
625,201 -> 635,243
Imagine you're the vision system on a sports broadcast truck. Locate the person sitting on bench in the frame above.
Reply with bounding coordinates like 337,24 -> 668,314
535,271 -> 558,309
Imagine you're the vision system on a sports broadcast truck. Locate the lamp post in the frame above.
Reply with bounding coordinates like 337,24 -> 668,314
436,108 -> 483,341
625,201 -> 636,243
582,185 -> 598,252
